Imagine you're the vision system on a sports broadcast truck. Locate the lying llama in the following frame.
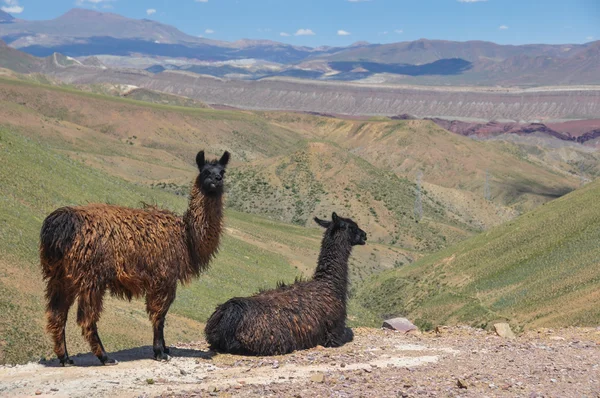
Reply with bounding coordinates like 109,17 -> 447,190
205,212 -> 366,356
40,150 -> 230,366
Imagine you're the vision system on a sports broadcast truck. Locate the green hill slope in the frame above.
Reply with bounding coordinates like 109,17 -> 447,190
355,179 -> 600,331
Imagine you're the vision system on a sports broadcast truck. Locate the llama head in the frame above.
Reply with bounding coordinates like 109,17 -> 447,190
314,212 -> 367,246
195,150 -> 230,196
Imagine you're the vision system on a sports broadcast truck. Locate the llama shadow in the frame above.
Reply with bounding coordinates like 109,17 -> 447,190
40,346 -> 215,368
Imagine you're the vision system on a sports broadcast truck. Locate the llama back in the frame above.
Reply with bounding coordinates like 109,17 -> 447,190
40,204 -> 189,290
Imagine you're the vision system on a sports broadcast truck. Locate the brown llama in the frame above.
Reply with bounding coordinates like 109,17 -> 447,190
204,212 -> 366,356
40,150 -> 230,366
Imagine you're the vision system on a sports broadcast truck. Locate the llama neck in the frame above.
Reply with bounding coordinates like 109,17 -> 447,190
313,233 -> 352,300
183,184 -> 224,277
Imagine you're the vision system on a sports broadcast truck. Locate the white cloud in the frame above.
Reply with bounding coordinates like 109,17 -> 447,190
75,0 -> 116,6
205,28 -> 215,34
457,0 -> 487,2
146,9 -> 156,16
378,31 -> 389,35
586,36 -> 594,41
337,30 -> 351,36
499,25 -> 509,30
395,29 -> 403,34
77,0 -> 114,3
1,0 -> 23,14
280,32 -> 290,37
1,5 -> 22,13
295,28 -> 315,36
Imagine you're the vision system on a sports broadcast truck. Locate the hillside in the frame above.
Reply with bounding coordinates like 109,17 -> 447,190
0,77 -> 587,252
0,71 -> 597,367
355,178 -> 600,330
52,68 -> 600,120
2,42 -> 600,121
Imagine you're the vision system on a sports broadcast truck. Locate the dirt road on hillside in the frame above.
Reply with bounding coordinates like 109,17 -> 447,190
0,327 -> 598,398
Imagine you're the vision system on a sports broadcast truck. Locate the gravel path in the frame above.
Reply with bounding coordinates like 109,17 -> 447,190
0,327 -> 598,398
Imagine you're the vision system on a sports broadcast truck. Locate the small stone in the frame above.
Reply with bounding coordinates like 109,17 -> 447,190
207,385 -> 218,393
382,318 -> 418,333
550,378 -> 557,383
457,379 -> 468,389
340,363 -> 347,368
310,373 -> 325,383
493,323 -> 516,339
550,336 -> 565,341
35,391 -> 42,396
51,388 -> 59,392
180,369 -> 188,375
363,368 -> 372,373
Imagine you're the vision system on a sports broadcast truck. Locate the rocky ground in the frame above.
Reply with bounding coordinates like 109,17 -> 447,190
0,326 -> 598,398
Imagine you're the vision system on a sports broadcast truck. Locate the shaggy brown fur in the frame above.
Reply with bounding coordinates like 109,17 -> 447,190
40,151 -> 230,365
204,212 -> 367,356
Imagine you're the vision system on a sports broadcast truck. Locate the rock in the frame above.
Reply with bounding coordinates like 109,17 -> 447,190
310,373 -> 324,383
180,369 -> 188,375
457,379 -> 468,389
382,318 -> 418,333
207,385 -> 218,393
493,323 -> 516,339
550,336 -> 565,341
35,391 -> 42,396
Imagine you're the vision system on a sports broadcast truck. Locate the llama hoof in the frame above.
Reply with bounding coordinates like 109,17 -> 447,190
99,356 -> 119,366
154,353 -> 171,362
59,357 -> 74,367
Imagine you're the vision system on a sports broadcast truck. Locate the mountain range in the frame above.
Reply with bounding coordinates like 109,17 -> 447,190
1,8 -> 600,86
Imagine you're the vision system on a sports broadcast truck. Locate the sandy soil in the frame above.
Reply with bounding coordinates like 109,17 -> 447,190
0,327 -> 598,398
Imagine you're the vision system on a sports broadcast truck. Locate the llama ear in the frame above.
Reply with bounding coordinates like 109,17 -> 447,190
219,151 -> 231,166
196,151 -> 205,169
332,212 -> 347,230
314,217 -> 331,229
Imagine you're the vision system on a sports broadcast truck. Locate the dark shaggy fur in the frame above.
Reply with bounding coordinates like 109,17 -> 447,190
205,212 -> 367,356
40,150 -> 230,366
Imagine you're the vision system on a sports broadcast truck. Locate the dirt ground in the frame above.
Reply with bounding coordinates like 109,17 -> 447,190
0,326 -> 598,398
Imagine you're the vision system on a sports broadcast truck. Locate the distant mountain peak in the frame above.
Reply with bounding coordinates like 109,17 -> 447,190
58,8 -> 123,20
0,9 -> 15,23
350,41 -> 370,47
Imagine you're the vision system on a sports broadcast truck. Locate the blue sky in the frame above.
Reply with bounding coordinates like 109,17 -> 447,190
3,0 -> 599,46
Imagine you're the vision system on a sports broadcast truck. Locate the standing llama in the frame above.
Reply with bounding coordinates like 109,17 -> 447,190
40,150 -> 230,366
205,212 -> 366,356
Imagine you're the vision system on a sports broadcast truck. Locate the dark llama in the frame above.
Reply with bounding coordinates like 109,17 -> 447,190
205,212 -> 367,356
39,150 -> 230,365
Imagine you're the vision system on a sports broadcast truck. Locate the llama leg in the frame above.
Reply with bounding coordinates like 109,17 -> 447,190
326,323 -> 353,347
146,289 -> 175,361
45,281 -> 76,366
77,287 -> 117,365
